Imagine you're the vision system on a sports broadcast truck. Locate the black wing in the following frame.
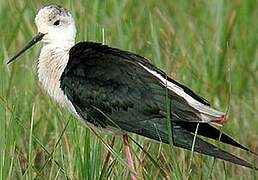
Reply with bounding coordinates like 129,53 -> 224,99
60,42 -> 256,169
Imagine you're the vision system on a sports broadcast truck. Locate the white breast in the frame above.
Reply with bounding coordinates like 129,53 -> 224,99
37,44 -> 124,134
37,45 -> 79,117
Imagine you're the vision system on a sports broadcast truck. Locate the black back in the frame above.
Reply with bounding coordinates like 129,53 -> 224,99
60,42 -> 256,169
61,42 -> 203,130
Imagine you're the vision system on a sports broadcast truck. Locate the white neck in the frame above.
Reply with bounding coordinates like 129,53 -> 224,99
37,42 -> 76,113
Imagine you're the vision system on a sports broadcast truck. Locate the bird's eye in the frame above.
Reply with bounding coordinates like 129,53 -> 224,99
53,20 -> 60,26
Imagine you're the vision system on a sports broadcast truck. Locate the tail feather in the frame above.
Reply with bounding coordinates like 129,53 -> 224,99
175,122 -> 252,153
172,124 -> 257,169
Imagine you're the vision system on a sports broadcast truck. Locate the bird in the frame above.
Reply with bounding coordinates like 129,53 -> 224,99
7,4 -> 257,178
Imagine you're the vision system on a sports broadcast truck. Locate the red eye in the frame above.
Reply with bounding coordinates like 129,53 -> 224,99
54,20 -> 60,26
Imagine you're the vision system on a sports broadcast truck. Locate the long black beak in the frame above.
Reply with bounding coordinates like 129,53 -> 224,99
6,32 -> 46,64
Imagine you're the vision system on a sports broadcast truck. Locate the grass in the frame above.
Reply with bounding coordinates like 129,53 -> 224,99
1,0 -> 258,179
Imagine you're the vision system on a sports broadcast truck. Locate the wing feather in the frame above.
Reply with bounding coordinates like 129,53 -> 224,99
60,42 -> 256,168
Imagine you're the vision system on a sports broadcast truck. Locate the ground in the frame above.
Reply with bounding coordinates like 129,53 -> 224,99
0,0 -> 258,179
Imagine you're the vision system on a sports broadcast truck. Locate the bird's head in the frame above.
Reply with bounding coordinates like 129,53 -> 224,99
35,5 -> 76,44
7,5 -> 76,64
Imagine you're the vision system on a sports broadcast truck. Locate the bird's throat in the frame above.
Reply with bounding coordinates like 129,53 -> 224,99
37,44 -> 77,114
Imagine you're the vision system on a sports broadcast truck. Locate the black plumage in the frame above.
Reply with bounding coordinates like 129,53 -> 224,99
60,42 -> 256,169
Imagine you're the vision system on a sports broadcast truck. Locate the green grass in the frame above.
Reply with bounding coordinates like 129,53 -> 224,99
1,0 -> 258,179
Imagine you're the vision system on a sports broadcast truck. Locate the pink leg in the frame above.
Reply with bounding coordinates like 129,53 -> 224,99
213,114 -> 228,125
123,134 -> 137,180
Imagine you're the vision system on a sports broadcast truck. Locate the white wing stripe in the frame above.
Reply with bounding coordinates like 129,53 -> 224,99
138,63 -> 224,119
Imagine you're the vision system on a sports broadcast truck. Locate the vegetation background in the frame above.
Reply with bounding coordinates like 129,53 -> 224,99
0,0 -> 258,179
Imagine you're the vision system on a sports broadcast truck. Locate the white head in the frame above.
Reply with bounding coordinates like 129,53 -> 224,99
6,5 -> 79,114
35,5 -> 76,45
7,5 -> 77,64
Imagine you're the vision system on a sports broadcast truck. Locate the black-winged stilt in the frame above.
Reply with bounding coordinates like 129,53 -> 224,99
7,5 -> 257,178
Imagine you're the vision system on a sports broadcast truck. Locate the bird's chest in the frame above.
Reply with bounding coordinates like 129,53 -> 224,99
36,46 -> 124,134
37,47 -> 77,115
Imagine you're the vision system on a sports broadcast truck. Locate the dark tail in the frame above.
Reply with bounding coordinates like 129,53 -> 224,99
172,123 -> 257,169
175,122 -> 257,154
